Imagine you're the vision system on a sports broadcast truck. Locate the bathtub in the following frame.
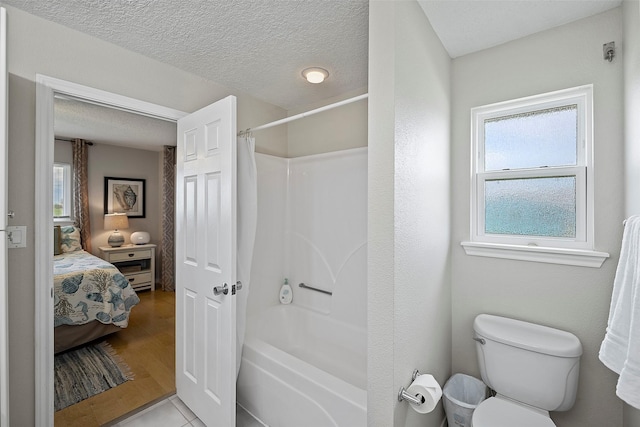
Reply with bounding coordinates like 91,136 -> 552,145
237,304 -> 367,427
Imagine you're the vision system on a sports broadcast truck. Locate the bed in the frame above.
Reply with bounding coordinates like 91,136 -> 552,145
53,225 -> 140,353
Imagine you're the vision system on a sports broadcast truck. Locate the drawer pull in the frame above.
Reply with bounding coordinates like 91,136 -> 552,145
128,253 -> 134,257
129,278 -> 135,282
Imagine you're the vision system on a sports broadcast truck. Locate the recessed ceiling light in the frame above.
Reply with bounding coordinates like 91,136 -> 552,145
302,67 -> 329,84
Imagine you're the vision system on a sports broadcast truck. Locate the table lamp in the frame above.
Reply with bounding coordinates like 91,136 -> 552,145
104,213 -> 129,247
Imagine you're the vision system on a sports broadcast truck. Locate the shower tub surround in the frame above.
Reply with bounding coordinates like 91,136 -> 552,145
237,305 -> 367,426
238,148 -> 367,426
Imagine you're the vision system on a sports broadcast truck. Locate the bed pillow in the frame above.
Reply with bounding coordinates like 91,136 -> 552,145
60,225 -> 82,253
53,226 -> 62,255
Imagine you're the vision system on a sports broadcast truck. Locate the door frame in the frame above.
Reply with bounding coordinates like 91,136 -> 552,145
0,7 -> 8,426
34,75 -> 186,426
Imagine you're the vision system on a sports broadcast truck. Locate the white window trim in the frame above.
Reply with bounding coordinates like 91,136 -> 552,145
462,85 -> 609,267
53,162 -> 73,223
461,241 -> 609,268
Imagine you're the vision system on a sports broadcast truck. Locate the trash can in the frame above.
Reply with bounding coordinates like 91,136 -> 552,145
442,373 -> 487,427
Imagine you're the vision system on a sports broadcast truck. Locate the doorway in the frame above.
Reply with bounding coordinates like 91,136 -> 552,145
53,98 -> 177,424
35,74 -> 187,426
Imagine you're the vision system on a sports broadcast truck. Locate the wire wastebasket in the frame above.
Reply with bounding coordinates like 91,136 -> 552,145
442,374 -> 488,427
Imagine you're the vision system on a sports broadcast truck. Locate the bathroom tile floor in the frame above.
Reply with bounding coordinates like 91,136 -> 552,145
110,395 -> 265,427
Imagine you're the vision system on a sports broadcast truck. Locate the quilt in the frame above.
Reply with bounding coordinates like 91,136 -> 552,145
54,250 -> 140,328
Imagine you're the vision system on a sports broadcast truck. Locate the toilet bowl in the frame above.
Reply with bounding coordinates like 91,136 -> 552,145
471,314 -> 582,427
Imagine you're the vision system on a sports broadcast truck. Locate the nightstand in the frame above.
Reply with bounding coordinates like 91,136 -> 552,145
99,244 -> 156,291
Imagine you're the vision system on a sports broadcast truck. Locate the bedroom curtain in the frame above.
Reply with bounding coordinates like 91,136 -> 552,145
236,134 -> 257,377
72,138 -> 92,253
161,146 -> 176,291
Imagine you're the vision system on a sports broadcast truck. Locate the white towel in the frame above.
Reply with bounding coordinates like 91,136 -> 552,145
599,215 -> 640,409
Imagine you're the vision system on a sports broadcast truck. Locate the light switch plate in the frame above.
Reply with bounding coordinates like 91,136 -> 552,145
6,226 -> 26,248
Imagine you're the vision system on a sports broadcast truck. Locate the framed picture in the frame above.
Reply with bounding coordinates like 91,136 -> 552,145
104,177 -> 146,218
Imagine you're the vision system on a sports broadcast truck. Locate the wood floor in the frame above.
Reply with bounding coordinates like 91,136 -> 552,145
55,289 -> 176,427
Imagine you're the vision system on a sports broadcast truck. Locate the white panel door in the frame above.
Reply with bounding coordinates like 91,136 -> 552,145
0,7 -> 9,426
176,96 -> 237,427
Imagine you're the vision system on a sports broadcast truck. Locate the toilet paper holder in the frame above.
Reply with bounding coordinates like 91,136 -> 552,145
397,369 -> 426,406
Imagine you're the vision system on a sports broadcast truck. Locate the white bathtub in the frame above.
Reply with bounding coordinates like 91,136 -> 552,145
237,304 -> 367,427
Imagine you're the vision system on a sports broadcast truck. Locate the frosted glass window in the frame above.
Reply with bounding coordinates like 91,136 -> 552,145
485,177 -> 576,238
484,105 -> 577,171
469,85 -> 593,251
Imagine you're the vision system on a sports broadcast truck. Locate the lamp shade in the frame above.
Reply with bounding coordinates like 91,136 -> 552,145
104,213 -> 129,230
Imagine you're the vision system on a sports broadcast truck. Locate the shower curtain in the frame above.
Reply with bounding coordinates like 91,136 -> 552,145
236,135 -> 257,377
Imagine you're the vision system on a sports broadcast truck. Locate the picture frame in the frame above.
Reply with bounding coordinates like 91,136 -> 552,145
104,177 -> 146,218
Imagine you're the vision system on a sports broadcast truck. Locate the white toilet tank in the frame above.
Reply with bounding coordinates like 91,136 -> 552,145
474,314 -> 582,412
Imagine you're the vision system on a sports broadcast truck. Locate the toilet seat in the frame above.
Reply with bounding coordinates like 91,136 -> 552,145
471,397 -> 556,427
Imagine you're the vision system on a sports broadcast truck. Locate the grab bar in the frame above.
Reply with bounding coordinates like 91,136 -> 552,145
298,282 -> 332,296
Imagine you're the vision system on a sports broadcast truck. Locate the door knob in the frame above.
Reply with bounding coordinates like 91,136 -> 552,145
213,283 -> 228,296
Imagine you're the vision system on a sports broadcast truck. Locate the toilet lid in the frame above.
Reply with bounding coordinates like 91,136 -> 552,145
472,397 -> 556,427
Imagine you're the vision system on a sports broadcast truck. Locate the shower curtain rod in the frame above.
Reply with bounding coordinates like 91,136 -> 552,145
238,93 -> 368,136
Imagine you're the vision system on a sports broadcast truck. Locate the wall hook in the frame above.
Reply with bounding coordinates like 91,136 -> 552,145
603,42 -> 615,62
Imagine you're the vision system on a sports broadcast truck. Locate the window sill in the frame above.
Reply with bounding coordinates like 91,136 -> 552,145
460,241 -> 609,268
53,218 -> 73,225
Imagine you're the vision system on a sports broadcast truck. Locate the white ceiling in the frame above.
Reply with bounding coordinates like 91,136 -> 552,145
418,0 -> 622,58
6,0 -> 369,112
5,0 -> 623,149
54,97 -> 177,151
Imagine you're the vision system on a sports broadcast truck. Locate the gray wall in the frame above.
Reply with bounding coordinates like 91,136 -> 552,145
451,8 -> 624,427
84,144 -> 161,255
5,5 -> 286,425
55,140 -> 163,259
624,0 -> 640,220
368,2 -> 451,426
286,89 -> 368,158
623,0 -> 640,426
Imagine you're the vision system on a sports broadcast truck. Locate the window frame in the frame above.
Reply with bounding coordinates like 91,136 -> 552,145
463,85 -> 608,267
53,162 -> 73,222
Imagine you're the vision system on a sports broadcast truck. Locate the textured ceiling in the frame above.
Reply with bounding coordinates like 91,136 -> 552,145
5,0 -> 369,111
4,0 -> 623,111
54,97 -> 177,151
6,0 -> 624,149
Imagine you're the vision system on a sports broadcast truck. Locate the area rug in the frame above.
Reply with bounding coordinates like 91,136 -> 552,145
54,341 -> 134,411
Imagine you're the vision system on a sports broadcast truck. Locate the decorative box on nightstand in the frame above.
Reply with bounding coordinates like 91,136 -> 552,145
99,244 -> 156,291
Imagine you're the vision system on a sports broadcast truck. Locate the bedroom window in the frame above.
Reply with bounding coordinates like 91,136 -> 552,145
53,162 -> 72,220
462,85 -> 608,267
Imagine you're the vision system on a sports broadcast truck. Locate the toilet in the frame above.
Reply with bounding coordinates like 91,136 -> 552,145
471,314 -> 582,427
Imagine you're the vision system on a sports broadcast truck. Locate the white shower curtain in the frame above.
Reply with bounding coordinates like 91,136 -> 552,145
236,135 -> 257,377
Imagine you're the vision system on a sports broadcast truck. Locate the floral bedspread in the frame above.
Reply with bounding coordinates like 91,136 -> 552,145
54,250 -> 140,328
